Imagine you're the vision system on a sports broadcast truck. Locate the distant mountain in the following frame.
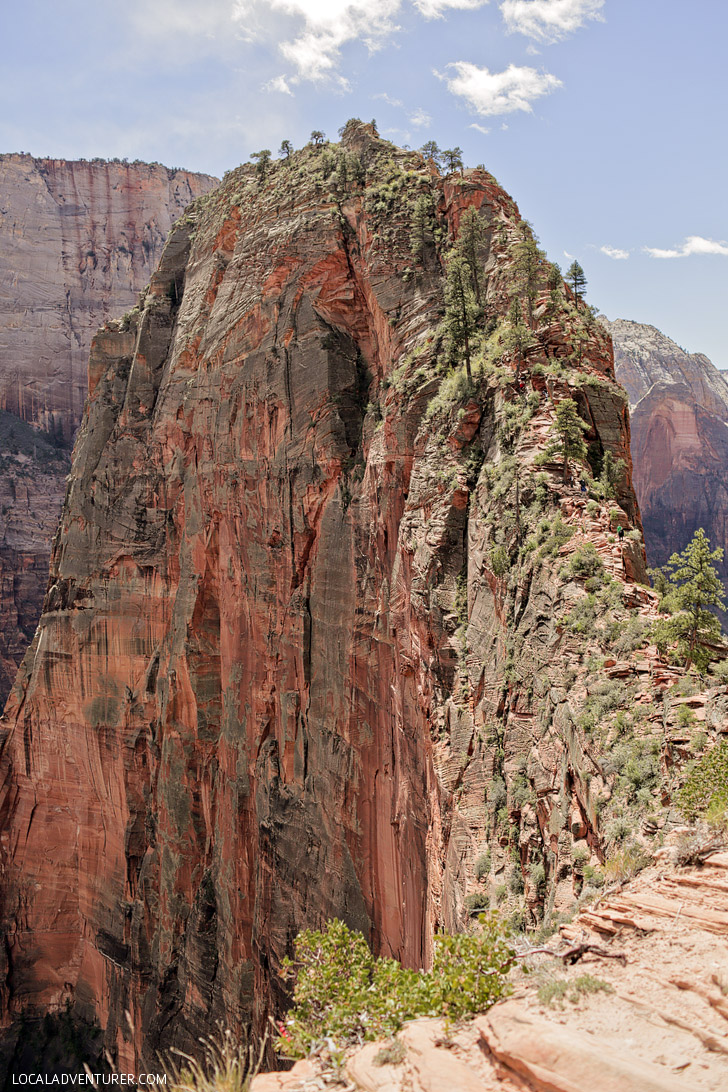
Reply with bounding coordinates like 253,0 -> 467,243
606,318 -> 728,608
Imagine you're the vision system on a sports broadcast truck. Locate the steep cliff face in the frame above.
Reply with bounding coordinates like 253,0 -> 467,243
0,154 -> 218,439
608,318 -> 728,596
0,155 -> 218,707
0,125 -> 723,1073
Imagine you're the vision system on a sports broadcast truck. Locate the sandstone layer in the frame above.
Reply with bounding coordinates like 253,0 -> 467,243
0,155 -> 218,706
608,318 -> 728,596
0,124 -> 724,1075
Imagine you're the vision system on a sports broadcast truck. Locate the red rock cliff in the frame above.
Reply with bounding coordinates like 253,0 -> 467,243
0,155 -> 218,706
0,124 -> 721,1073
608,318 -> 728,609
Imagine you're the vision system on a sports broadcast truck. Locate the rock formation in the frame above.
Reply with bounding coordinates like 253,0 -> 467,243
0,124 -> 724,1076
0,155 -> 218,706
608,318 -> 728,601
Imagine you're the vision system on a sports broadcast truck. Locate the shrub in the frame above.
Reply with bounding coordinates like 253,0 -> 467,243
464,892 -> 489,915
276,916 -> 515,1057
489,544 -> 509,576
538,974 -> 613,1008
567,544 -> 604,580
676,742 -> 728,821
571,843 -> 590,868
475,851 -> 491,880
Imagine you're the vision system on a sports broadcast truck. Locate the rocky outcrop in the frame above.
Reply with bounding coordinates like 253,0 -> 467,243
0,155 -> 218,706
0,124 -> 723,1075
607,318 -> 728,596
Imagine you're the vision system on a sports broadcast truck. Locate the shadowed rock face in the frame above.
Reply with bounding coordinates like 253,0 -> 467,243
0,125 -> 719,1074
0,155 -> 218,707
607,318 -> 728,598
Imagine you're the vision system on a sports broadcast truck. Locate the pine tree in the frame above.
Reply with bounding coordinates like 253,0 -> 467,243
503,298 -> 535,377
566,260 -> 587,305
456,207 -> 487,305
310,130 -> 325,145
410,195 -> 436,266
420,141 -> 441,165
251,149 -> 272,181
511,222 -> 543,327
279,140 -> 293,159
653,529 -> 726,671
442,147 -> 464,173
547,398 -> 588,481
444,254 -> 479,383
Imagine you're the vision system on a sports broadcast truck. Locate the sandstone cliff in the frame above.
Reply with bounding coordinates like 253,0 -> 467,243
608,318 -> 728,602
0,155 -> 218,706
0,124 -> 724,1075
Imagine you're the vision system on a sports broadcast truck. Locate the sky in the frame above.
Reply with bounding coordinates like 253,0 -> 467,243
2,0 -> 727,368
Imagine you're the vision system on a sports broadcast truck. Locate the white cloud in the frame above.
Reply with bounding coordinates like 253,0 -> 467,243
501,0 -> 604,44
645,235 -> 728,259
563,249 -> 574,259
264,74 -> 294,94
470,122 -> 491,134
410,108 -> 432,127
438,61 -> 562,115
238,0 -> 404,82
600,244 -> 629,260
415,0 -> 489,17
374,91 -> 404,106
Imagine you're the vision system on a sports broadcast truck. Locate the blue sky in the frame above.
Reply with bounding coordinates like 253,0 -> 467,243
3,0 -> 727,367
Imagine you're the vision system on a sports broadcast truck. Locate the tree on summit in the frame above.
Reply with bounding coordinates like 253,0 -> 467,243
279,140 -> 293,158
566,260 -> 587,305
310,130 -> 326,145
250,149 -> 271,181
420,140 -> 441,165
442,147 -> 464,173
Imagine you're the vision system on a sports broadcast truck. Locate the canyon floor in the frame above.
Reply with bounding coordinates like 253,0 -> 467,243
253,847 -> 728,1092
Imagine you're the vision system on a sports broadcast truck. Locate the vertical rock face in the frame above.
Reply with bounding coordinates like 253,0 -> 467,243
608,318 -> 728,597
0,125 -> 721,1073
0,155 -> 218,706
0,154 -> 218,439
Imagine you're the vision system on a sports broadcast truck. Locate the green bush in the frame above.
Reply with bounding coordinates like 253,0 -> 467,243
489,544 -> 510,576
475,851 -> 491,880
276,916 -> 515,1057
567,543 -> 604,580
464,893 -> 489,915
676,742 -> 728,821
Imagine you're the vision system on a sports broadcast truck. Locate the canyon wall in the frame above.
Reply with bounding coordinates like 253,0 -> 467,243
0,155 -> 218,706
609,318 -> 728,598
0,125 -> 723,1075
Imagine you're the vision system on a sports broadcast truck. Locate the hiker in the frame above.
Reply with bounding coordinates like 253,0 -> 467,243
617,525 -> 625,544
580,478 -> 587,494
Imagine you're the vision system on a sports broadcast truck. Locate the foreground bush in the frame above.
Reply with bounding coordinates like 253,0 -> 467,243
275,914 -> 515,1057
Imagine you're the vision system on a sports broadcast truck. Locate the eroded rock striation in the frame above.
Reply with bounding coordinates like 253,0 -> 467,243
0,155 -> 218,706
608,318 -> 728,597
0,124 -> 724,1074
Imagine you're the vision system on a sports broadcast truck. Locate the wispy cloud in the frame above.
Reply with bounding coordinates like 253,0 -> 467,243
600,244 -> 629,260
438,61 -> 562,115
501,0 -> 604,44
410,108 -> 432,127
470,122 -> 491,134
645,235 -> 728,259
374,91 -> 404,106
264,74 -> 294,94
415,0 -> 489,17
